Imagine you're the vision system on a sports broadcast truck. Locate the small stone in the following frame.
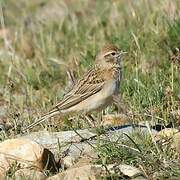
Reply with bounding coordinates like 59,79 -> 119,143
14,169 -> 46,180
155,128 -> 180,153
0,138 -> 57,174
108,164 -> 143,178
119,165 -> 142,178
47,165 -> 103,180
155,128 -> 179,141
102,114 -> 128,126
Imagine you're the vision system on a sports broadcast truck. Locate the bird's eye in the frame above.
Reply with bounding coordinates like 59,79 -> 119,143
111,52 -> 116,56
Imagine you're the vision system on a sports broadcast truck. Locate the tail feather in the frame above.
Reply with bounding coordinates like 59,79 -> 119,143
22,111 -> 59,132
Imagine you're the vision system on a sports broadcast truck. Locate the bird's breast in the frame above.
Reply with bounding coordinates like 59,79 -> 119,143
103,79 -> 119,97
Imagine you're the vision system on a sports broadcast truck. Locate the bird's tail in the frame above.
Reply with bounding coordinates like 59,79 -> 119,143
22,110 -> 60,132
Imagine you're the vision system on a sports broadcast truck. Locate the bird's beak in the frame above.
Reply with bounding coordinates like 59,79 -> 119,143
116,51 -> 127,58
120,51 -> 127,55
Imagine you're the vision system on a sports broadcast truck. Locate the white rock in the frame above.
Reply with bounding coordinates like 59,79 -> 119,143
21,129 -> 96,146
21,129 -> 96,162
47,164 -> 102,180
108,164 -> 143,178
21,126 -> 157,168
0,138 -> 57,174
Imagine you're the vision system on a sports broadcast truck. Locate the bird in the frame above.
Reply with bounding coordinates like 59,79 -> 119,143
23,44 -> 127,131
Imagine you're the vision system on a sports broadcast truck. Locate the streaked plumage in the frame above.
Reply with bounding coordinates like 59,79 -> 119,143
23,44 -> 126,131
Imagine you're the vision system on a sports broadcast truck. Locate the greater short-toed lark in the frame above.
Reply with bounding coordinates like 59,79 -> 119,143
23,44 -> 126,131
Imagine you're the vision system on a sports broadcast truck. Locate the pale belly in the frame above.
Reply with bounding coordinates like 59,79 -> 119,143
62,79 -> 119,114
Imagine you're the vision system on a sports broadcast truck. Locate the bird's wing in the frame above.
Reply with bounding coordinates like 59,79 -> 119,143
49,67 -> 105,112
22,67 -> 105,132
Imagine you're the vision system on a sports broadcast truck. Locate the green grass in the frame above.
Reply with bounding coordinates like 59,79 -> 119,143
0,0 -> 180,179
96,130 -> 180,179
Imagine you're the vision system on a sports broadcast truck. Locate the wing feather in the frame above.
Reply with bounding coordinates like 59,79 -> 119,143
49,67 -> 105,112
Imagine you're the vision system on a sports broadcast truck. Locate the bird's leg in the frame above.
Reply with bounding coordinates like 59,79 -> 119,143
84,114 -> 96,128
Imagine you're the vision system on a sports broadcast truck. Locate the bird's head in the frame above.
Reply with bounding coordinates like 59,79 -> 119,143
95,44 -> 126,68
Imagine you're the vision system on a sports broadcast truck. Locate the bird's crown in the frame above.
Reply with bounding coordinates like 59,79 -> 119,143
100,44 -> 119,56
